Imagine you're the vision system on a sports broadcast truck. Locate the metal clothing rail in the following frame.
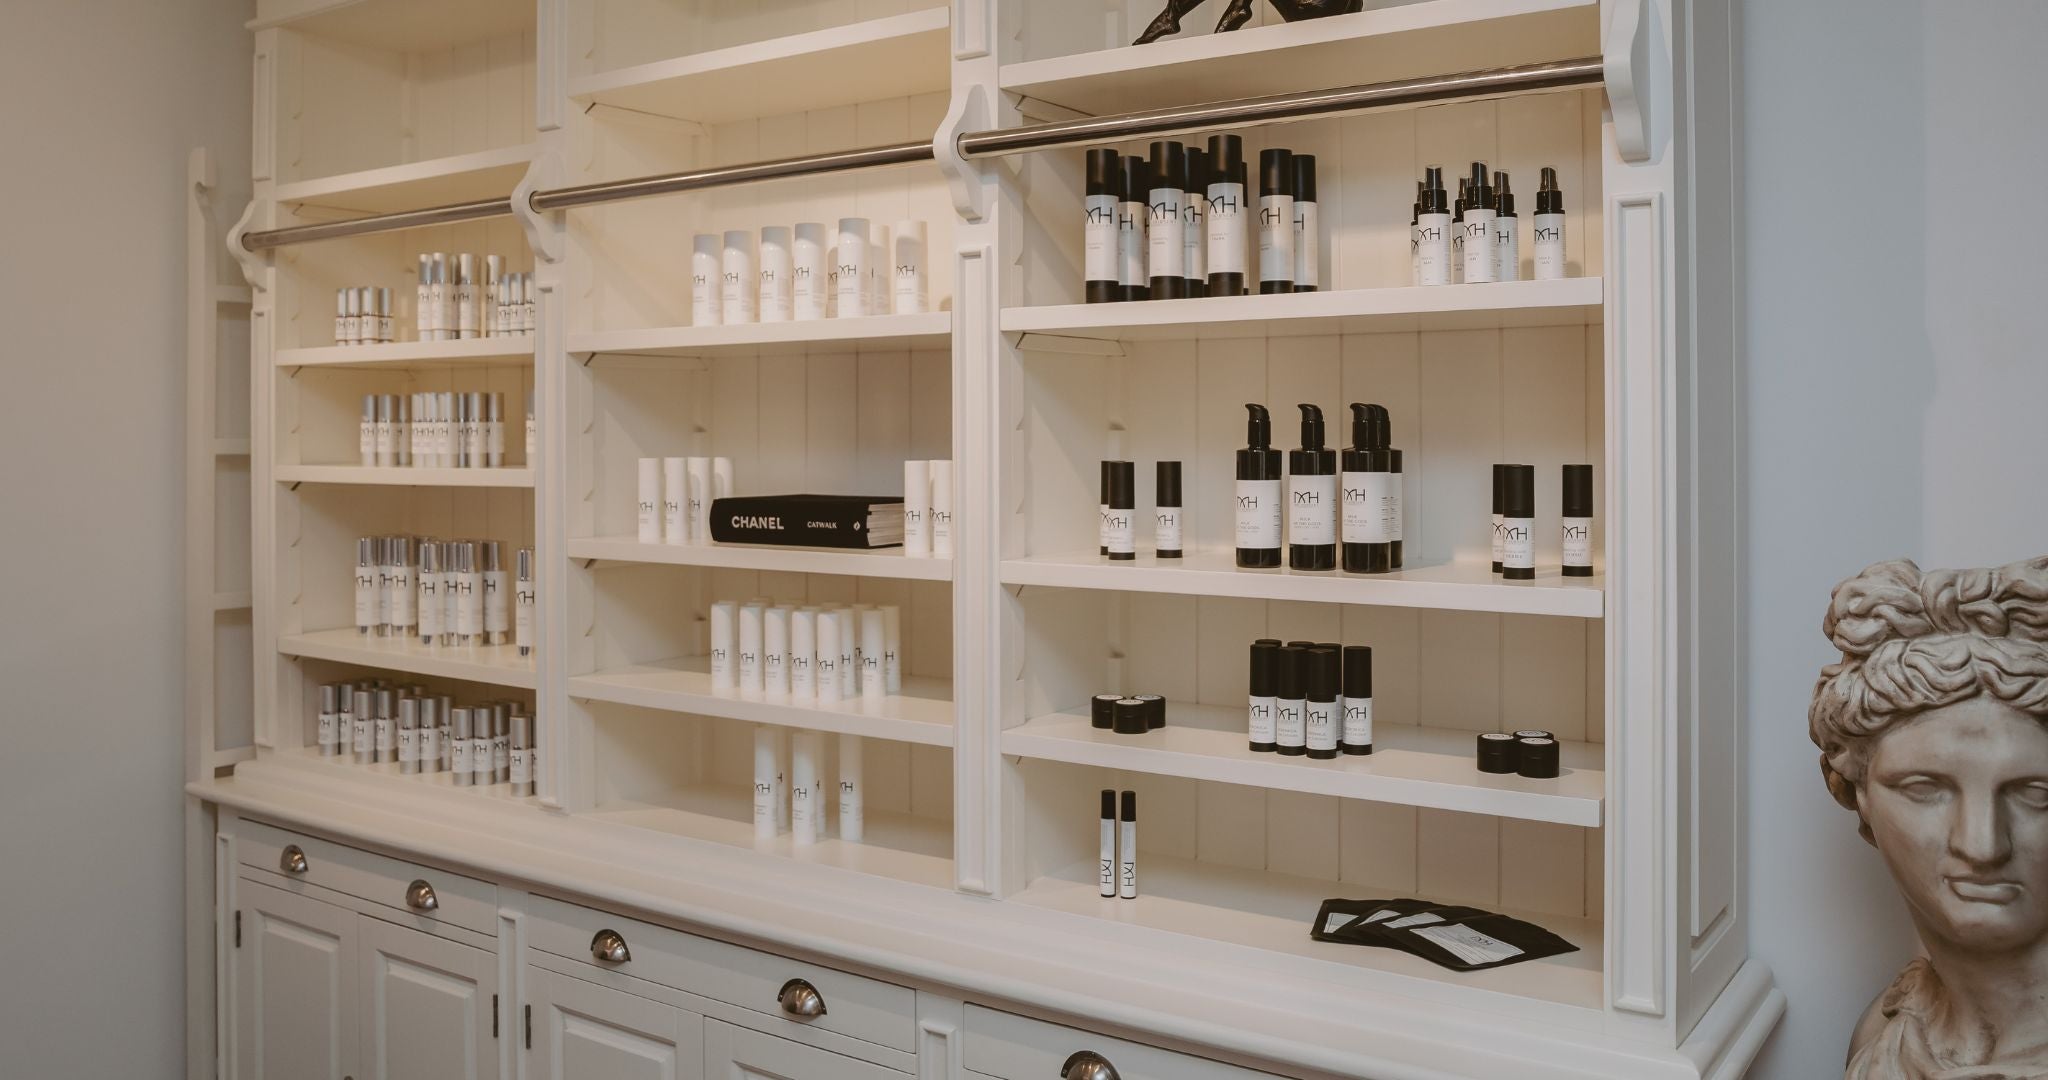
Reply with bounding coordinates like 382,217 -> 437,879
239,56 -> 1602,252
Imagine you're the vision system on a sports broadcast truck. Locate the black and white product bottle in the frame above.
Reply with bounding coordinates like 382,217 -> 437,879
1462,162 -> 1497,284
1342,645 -> 1374,755
1085,150 -> 1122,305
1292,154 -> 1319,292
1248,639 -> 1280,752
1235,404 -> 1283,568
1341,403 -> 1397,574
1274,644 -> 1308,756
1533,166 -> 1567,281
1118,791 -> 1138,899
1206,135 -> 1247,297
1288,404 -> 1337,571
1118,155 -> 1151,302
1415,166 -> 1453,286
1183,148 -> 1208,298
1155,461 -> 1183,558
1305,646 -> 1340,758
1502,463 -> 1536,580
1492,171 -> 1519,282
1452,178 -> 1468,284
1491,463 -> 1509,574
1147,141 -> 1188,300
1098,460 -> 1113,555
1257,149 -> 1295,294
1099,789 -> 1118,897
1105,460 -> 1136,561
1562,463 -> 1595,576
1410,181 -> 1423,283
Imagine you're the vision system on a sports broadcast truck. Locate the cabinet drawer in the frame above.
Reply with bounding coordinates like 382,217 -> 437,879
529,894 -> 915,1053
237,819 -> 497,937
963,1005 -> 1285,1080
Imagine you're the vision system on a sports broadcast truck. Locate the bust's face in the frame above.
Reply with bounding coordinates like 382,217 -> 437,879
1860,697 -> 2048,954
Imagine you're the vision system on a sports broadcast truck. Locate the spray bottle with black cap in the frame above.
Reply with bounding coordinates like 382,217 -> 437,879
1235,404 -> 1282,568
1452,175 -> 1469,284
1493,170 -> 1519,282
1410,180 -> 1424,284
1342,403 -> 1398,574
1288,404 -> 1336,571
1533,166 -> 1567,280
1147,141 -> 1188,299
1416,167 -> 1453,286
1084,150 -> 1122,304
1119,155 -> 1150,302
1462,162 -> 1497,284
1257,149 -> 1295,294
1206,135 -> 1247,297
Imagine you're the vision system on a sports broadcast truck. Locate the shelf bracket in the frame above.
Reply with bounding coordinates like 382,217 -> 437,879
224,198 -> 270,293
513,153 -> 567,265
935,83 -> 992,223
1604,0 -> 1659,164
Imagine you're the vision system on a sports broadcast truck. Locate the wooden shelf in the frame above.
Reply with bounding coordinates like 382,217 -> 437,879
1005,279 -> 1601,348
274,465 -> 534,489
273,145 -> 537,215
571,312 -> 952,361
1000,0 -> 1598,117
1001,551 -> 1604,619
249,0 -> 535,53
570,657 -> 954,747
276,745 -> 541,804
214,439 -> 251,457
278,337 -> 535,369
570,8 -> 951,124
1012,853 -> 1603,1011
568,537 -> 952,582
587,786 -> 955,891
279,628 -> 537,690
1003,707 -> 1602,827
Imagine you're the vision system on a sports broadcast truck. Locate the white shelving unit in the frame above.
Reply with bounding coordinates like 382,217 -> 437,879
201,0 -> 1778,1077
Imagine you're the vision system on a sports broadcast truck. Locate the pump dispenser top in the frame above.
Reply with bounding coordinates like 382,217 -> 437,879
1422,167 -> 1448,214
1348,402 -> 1390,450
1467,163 -> 1495,210
1244,403 -> 1272,448
1536,167 -> 1565,214
1296,404 -> 1326,451
1495,171 -> 1515,216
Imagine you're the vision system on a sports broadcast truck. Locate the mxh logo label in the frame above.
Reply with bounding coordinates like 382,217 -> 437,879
723,271 -> 741,283
1086,204 -> 1115,225
692,273 -> 709,286
1563,523 -> 1591,540
753,781 -> 772,796
1535,226 -> 1561,242
1238,493 -> 1262,510
1293,489 -> 1322,506
898,264 -> 916,277
1250,702 -> 1271,721
740,651 -> 756,665
1260,206 -> 1288,226
1102,511 -> 1130,530
712,647 -> 727,663
1417,225 -> 1444,241
905,507 -> 922,525
794,266 -> 811,279
1150,199 -> 1176,218
1343,485 -> 1367,504
1503,523 -> 1531,541
792,656 -> 809,670
1210,192 -> 1240,213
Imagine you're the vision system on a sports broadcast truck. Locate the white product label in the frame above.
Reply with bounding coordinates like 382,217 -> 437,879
398,728 -> 417,765
457,284 -> 477,334
1275,698 -> 1305,749
1491,513 -> 1506,565
1184,193 -> 1205,280
375,421 -> 394,459
354,569 -> 376,629
1293,201 -> 1319,289
457,573 -> 482,636
1502,516 -> 1534,569
360,424 -> 375,465
353,718 -> 370,755
525,417 -> 536,459
389,566 -> 414,628
495,734 -> 509,773
1494,216 -> 1520,281
1248,696 -> 1276,744
1305,700 -> 1337,752
1416,213 -> 1454,286
487,422 -> 505,458
1388,911 -> 1445,930
1235,479 -> 1282,549
483,571 -> 509,634
510,748 -> 532,786
1533,214 -> 1567,280
1412,924 -> 1525,966
1343,696 -> 1374,747
1288,472 -> 1336,546
335,316 -> 348,344
1462,210 -> 1497,283
515,581 -> 535,649
318,713 -> 336,748
421,727 -> 440,769
1563,516 -> 1594,567
1207,182 -> 1246,275
1084,194 -> 1119,282
1342,471 -> 1400,545
1103,506 -> 1135,555
1117,201 -> 1146,288
417,284 -> 435,334
375,719 -> 393,755
1154,508 -> 1182,552
418,578 -> 441,639
1148,187 -> 1185,281
1258,194 -> 1295,284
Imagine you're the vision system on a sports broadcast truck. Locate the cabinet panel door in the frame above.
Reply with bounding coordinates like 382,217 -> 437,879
703,1019 -> 908,1080
234,879 -> 357,1080
529,966 -> 704,1080
358,917 -> 499,1080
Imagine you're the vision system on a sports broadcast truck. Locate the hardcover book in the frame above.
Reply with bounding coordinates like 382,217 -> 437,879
708,494 -> 905,549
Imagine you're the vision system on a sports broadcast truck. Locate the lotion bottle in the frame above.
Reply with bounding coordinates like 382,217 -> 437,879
1562,463 -> 1594,576
1274,644 -> 1307,756
1235,404 -> 1283,568
1183,147 -> 1207,297
1533,166 -> 1567,280
1416,167 -> 1453,286
759,225 -> 794,322
692,235 -> 722,326
1147,141 -> 1188,300
1257,148 -> 1295,294
794,222 -> 829,320
1341,403 -> 1397,574
1342,645 -> 1374,755
1287,404 -> 1336,571
1502,464 -> 1536,580
1248,639 -> 1279,752
1205,135 -> 1247,297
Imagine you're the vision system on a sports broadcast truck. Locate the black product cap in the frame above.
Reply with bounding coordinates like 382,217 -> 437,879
1275,645 -> 1306,698
1285,639 -> 1316,649
1492,464 -> 1508,514
1137,693 -> 1166,729
1306,647 -> 1339,701
1113,697 -> 1149,735
1516,737 -> 1561,779
1101,460 -> 1113,502
1235,161 -> 1249,194
1101,788 -> 1117,817
1563,464 -> 1594,517
1537,166 -> 1564,214
1455,176 -> 1469,219
1249,640 -> 1279,696
1185,148 -> 1208,193
1495,171 -> 1514,215
1297,403 -> 1325,450
1245,403 -> 1272,448
1513,729 -> 1554,740
1421,166 -> 1448,213
1157,461 -> 1183,507
1468,162 -> 1494,209
1343,645 -> 1372,697
1507,464 -> 1535,518
1121,790 -> 1137,821
1477,732 -> 1519,773
1092,693 -> 1121,729
1348,402 -> 1389,450
1149,141 -> 1186,190
1208,134 -> 1243,177
1292,154 -> 1317,202
1120,156 -> 1150,202
1413,179 -> 1423,220
1260,149 -> 1294,196
1087,150 -> 1121,198
1109,460 -> 1135,510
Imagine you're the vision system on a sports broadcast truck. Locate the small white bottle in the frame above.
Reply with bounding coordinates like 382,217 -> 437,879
485,392 -> 505,468
455,541 -> 483,644
1533,166 -> 1568,281
335,288 -> 350,345
791,731 -> 820,846
838,735 -> 863,844
514,548 -> 535,657
388,537 -> 415,638
1461,164 -> 1498,284
902,459 -> 930,557
893,220 -> 928,315
449,708 -> 473,786
710,600 -> 737,692
374,394 -> 396,468
765,605 -> 791,698
415,254 -> 435,341
393,394 -> 411,468
1257,149 -> 1295,294
930,459 -> 953,557
753,726 -> 779,840
662,457 -> 686,544
790,608 -> 816,701
464,392 -> 488,467
882,605 -> 902,694
759,226 -> 794,323
835,218 -> 869,318
456,253 -> 479,339
814,610 -> 840,703
429,253 -> 451,341
692,235 -> 721,327
739,602 -> 764,697
793,223 -> 830,321
868,222 -> 891,316
482,541 -> 510,646
686,456 -> 712,543
520,273 -> 535,334
483,255 -> 502,338
1415,167 -> 1454,287
637,457 -> 661,543
721,230 -> 757,325
860,608 -> 886,707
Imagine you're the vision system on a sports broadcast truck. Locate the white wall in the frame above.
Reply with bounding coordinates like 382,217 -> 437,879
1740,1 -> 2048,1076
0,1 -> 249,1075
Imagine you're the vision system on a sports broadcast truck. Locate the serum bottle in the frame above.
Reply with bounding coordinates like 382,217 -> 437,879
1292,154 -> 1319,292
1491,463 -> 1509,574
1415,167 -> 1453,286
1502,464 -> 1536,580
1205,134 -> 1247,297
1342,645 -> 1374,755
1146,141 -> 1188,300
1341,403 -> 1397,574
1099,789 -> 1117,898
1493,171 -> 1520,282
1257,149 -> 1295,294
1154,461 -> 1183,559
1462,163 -> 1497,284
1533,166 -> 1567,280
1305,646 -> 1339,759
1118,156 -> 1150,302
1274,644 -> 1307,756
1234,404 -> 1283,568
1562,463 -> 1594,576
1104,461 -> 1135,561
1118,791 -> 1137,900
1287,404 -> 1336,571
1084,150 -> 1123,305
1183,147 -> 1207,298
1248,639 -> 1279,752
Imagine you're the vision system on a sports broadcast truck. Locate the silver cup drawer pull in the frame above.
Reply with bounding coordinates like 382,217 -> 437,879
591,928 -> 631,963
777,978 -> 826,1018
1061,1051 -> 1119,1080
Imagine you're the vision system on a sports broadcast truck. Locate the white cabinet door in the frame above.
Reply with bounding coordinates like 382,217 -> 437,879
703,1019 -> 908,1080
235,879 -> 357,1080
528,966 -> 704,1080
358,917 -> 499,1080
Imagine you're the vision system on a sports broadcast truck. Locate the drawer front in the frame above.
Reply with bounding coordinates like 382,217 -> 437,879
963,1005 -> 1286,1080
237,819 -> 497,937
528,894 -> 916,1053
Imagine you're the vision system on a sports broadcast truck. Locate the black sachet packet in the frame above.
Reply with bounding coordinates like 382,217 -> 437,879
1312,899 -> 1580,972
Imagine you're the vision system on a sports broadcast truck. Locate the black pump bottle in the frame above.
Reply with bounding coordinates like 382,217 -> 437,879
1235,404 -> 1283,568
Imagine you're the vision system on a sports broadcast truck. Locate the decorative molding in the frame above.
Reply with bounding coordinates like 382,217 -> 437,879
936,84 -> 991,224
1605,0 -> 1656,163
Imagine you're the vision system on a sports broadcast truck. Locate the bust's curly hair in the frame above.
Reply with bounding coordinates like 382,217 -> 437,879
1809,557 -> 2048,839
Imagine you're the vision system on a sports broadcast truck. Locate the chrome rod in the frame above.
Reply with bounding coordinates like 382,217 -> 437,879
528,140 -> 935,213
240,196 -> 512,251
958,56 -> 1605,159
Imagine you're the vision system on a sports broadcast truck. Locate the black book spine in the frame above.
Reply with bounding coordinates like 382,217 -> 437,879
709,498 -> 903,549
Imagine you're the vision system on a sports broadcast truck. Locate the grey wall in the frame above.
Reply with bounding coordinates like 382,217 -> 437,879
1740,1 -> 2048,1076
0,1 -> 250,1075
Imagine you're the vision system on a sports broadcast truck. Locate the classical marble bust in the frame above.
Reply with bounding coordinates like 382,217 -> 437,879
1810,557 -> 2048,1079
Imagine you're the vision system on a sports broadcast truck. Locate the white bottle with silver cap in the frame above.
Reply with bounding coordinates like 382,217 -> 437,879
352,689 -> 374,764
416,542 -> 441,645
515,548 -> 535,657
397,697 -> 420,775
509,714 -> 535,796
418,697 -> 442,773
464,392 -> 487,468
435,391 -> 455,468
427,253 -> 449,341
485,393 -> 505,468
416,254 -> 435,340
455,541 -> 482,644
483,255 -> 502,338
375,537 -> 394,635
354,538 -> 377,635
482,541 -> 509,646
449,707 -> 473,785
335,288 -> 350,345
374,394 -> 395,468
456,253 -> 478,339
474,708 -> 497,786
520,272 -> 536,334
376,287 -> 394,343
373,689 -> 396,764
317,684 -> 340,756
333,682 -> 355,757
388,537 -> 415,638
394,395 -> 411,468
494,705 -> 512,783
360,395 -> 376,466
441,546 -> 461,646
